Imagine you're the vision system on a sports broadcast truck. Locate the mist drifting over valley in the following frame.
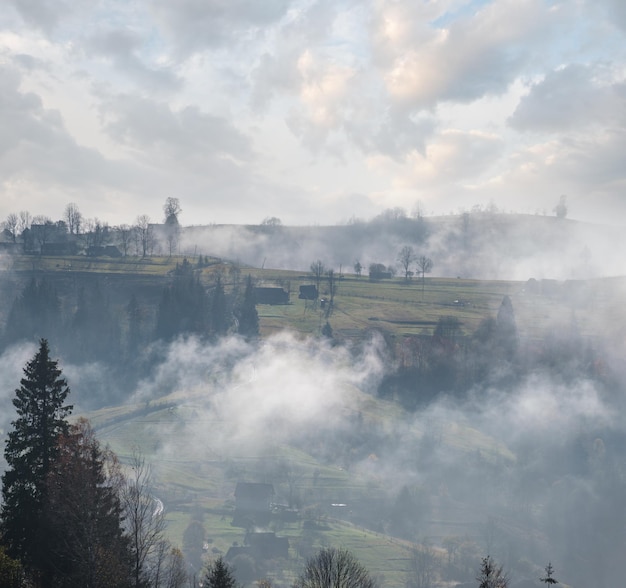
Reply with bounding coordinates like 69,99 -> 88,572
182,212 -> 626,281
2,212 -> 626,586
2,0 -> 626,583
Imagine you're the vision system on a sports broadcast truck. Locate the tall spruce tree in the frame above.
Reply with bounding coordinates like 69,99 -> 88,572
237,275 -> 259,338
210,275 -> 229,337
1,339 -> 73,585
204,556 -> 239,588
46,419 -> 130,587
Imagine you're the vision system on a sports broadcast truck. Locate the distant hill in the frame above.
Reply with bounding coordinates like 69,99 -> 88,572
181,213 -> 626,280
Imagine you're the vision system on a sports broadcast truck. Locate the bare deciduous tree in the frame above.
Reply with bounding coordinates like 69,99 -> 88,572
326,269 -> 338,316
407,541 -> 438,588
135,215 -> 153,258
121,453 -> 167,588
293,547 -> 376,588
64,203 -> 83,235
397,245 -> 416,281
163,197 -> 182,224
416,255 -> 433,294
310,260 -> 325,298
3,213 -> 20,243
117,224 -> 133,257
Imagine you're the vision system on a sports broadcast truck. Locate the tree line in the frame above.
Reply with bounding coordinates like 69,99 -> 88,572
2,198 -> 183,258
1,266 -> 259,407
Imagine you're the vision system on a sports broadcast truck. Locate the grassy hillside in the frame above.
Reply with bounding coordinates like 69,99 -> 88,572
85,385 -> 510,586
1,251 -> 620,586
2,251 -> 621,345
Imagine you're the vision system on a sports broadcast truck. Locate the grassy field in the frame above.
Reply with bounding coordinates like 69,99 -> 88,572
83,380 -> 513,586
5,252 -> 619,344
4,253 -> 622,585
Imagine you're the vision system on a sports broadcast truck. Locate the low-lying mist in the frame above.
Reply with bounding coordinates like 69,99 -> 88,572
0,325 -> 617,586
182,213 -> 626,281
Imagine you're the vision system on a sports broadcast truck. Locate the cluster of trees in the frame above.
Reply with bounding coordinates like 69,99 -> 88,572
155,262 -> 259,342
309,261 -> 339,319
396,246 -> 433,290
380,295 -> 520,406
383,290 -> 604,408
1,198 -> 183,258
1,266 -> 259,403
0,340 -> 188,587
0,340 -> 569,587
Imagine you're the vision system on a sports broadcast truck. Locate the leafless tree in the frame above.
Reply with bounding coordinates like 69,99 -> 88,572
326,269 -> 338,316
293,547 -> 376,588
117,224 -> 133,256
416,255 -> 433,294
310,260 -> 325,298
397,245 -> 416,281
64,202 -> 83,235
84,218 -> 110,250
153,541 -> 188,588
3,213 -> 20,242
407,541 -> 438,588
121,453 -> 167,588
163,197 -> 182,224
19,210 -> 32,232
135,215 -> 153,258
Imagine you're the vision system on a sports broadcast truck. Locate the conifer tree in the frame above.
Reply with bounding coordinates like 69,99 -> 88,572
46,419 -> 130,587
211,275 -> 229,337
204,556 -> 239,588
1,339 -> 73,583
540,562 -> 558,585
477,556 -> 508,588
237,275 -> 259,338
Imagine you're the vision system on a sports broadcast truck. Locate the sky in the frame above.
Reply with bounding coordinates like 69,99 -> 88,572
1,0 -> 625,227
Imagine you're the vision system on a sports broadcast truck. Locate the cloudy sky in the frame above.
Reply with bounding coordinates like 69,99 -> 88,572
1,0 -> 625,227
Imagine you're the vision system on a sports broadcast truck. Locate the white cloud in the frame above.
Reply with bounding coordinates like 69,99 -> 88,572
0,0 -> 625,227
509,64 -> 626,133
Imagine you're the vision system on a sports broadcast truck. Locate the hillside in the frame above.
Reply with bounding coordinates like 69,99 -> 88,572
0,223 -> 624,586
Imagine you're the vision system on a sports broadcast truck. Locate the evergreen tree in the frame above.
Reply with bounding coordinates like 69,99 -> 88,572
540,562 -> 558,585
210,275 -> 230,337
204,556 -> 239,588
495,295 -> 518,360
477,556 -> 508,588
237,275 -> 259,338
155,260 -> 209,340
1,339 -> 73,584
46,419 -> 130,587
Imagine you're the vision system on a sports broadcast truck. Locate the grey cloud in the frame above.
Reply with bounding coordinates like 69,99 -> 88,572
86,29 -> 183,93
11,53 -> 48,72
100,93 -> 254,169
149,0 -> 293,57
0,66 -> 134,193
6,0 -> 75,33
604,0 -> 626,32
251,0 -> 349,111
373,0 -> 562,110
508,64 -> 626,132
